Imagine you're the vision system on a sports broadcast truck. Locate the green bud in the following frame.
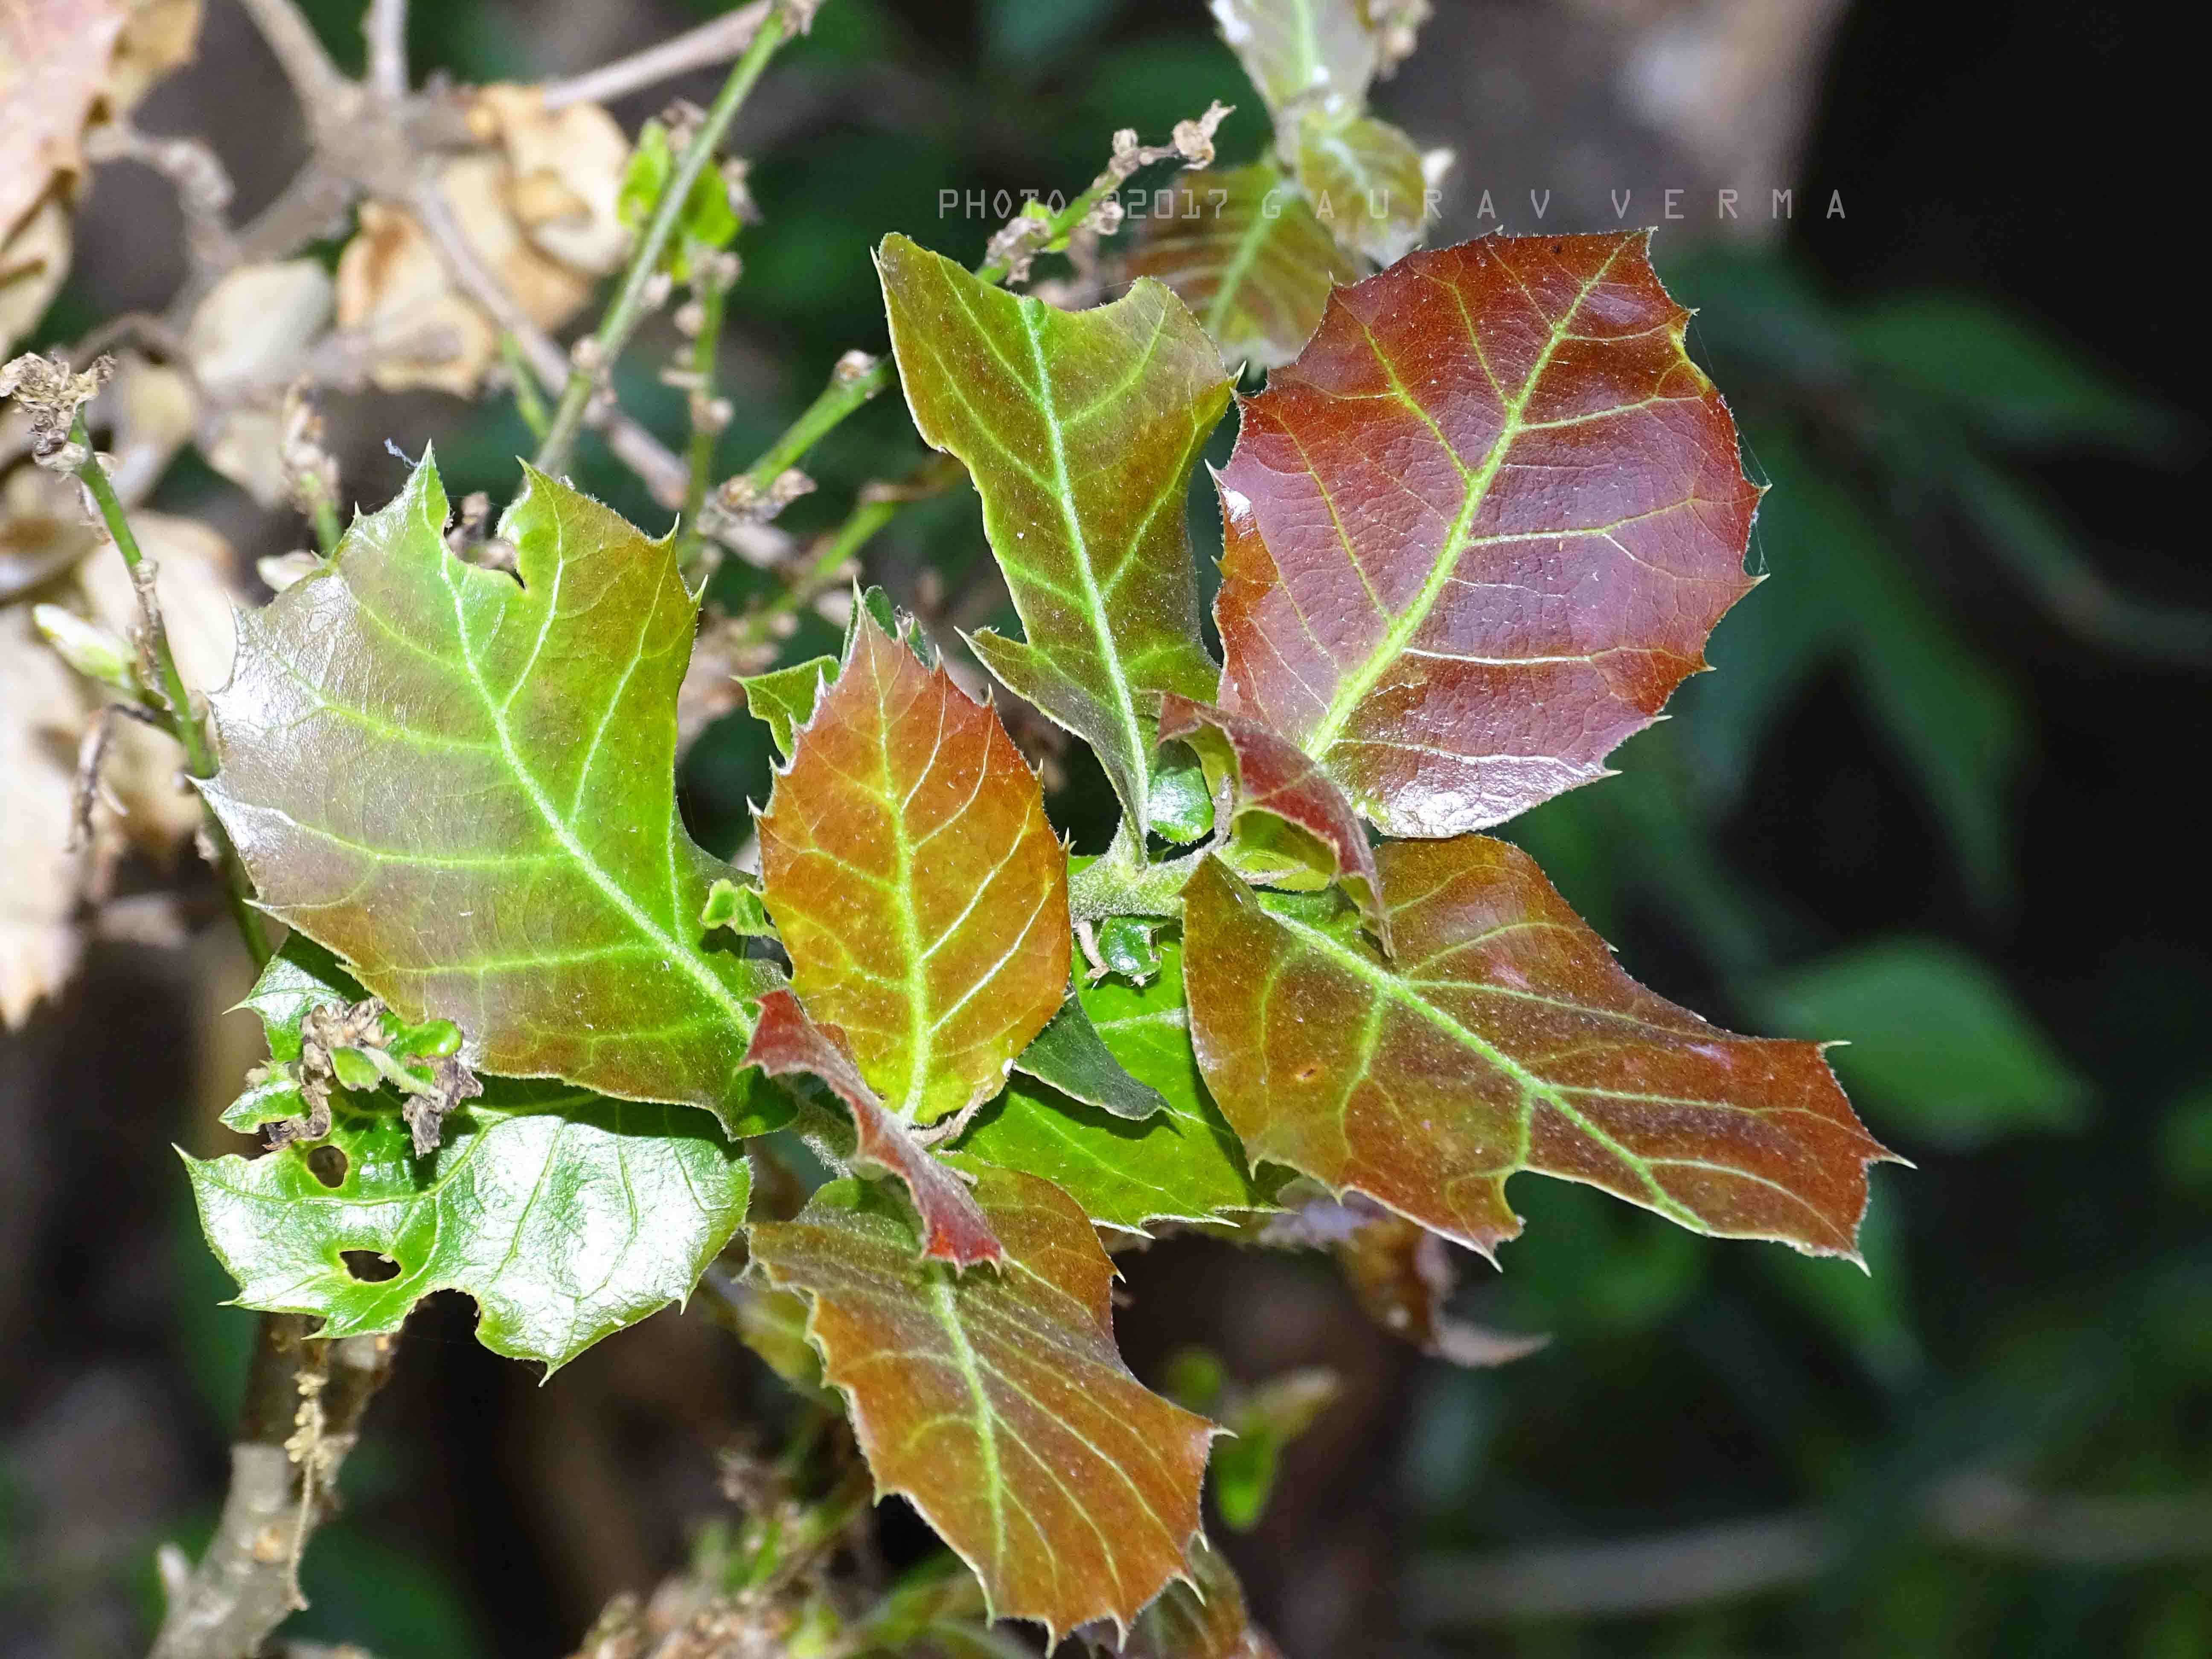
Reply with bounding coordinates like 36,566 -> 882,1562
33,604 -> 137,695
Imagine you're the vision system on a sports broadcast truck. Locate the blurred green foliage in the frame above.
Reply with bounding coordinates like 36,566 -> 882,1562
13,1 -> 2198,1653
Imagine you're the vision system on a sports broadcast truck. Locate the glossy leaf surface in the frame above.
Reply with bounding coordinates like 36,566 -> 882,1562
188,938 -> 751,1368
205,458 -> 778,1127
743,987 -> 1003,1268
760,611 -> 1069,1125
1213,233 -> 1760,837
739,654 -> 836,757
1012,992 -> 1168,1121
1158,694 -> 1385,951
877,233 -> 1229,833
750,1167 -> 1215,1640
960,934 -> 1269,1233
1124,164 -> 1356,370
1184,838 -> 1890,1258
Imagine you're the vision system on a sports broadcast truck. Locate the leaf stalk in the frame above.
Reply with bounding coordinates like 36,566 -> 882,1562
534,7 -> 797,476
70,416 -> 271,966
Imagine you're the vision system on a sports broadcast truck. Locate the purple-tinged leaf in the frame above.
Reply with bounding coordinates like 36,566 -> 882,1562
743,987 -> 1002,1269
1214,233 -> 1761,837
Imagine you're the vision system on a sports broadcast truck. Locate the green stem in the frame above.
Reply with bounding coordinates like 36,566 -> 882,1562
533,7 -> 794,476
732,148 -> 1132,495
500,332 -> 549,439
71,416 -> 271,966
307,492 -> 341,559
675,271 -> 733,570
735,492 -> 903,650
736,356 -> 891,498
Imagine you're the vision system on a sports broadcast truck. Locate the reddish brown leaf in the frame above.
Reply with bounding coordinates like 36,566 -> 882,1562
743,988 -> 1002,1269
1213,232 -> 1760,837
1184,838 -> 1892,1260
1157,693 -> 1386,951
759,610 -> 1070,1126
750,1165 -> 1216,1642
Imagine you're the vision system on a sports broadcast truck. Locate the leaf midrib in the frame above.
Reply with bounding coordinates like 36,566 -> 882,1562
1258,891 -> 1701,1229
430,537 -> 755,1050
1300,243 -> 1631,763
1017,302 -> 1152,827
1206,188 -> 1288,343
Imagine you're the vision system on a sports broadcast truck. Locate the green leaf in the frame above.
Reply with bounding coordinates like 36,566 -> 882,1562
1094,914 -> 1167,984
1012,991 -> 1169,1121
738,654 -> 837,757
1183,839 -> 1895,1259
1292,112 -> 1429,265
958,931 -> 1270,1233
749,1166 -> 1217,1642
700,877 -> 774,937
617,118 -> 740,281
188,940 -> 753,1369
2160,1085 -> 2212,1198
1755,938 -> 2089,1149
1158,694 -> 1386,949
1846,295 -> 2185,453
759,610 -> 1070,1126
1208,1367 -> 1340,1531
1212,233 -> 1761,838
205,457 -> 781,1130
876,233 -> 1230,834
1125,163 -> 1358,369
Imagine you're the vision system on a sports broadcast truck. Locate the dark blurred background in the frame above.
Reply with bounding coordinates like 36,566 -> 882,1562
5,2 -> 2208,1655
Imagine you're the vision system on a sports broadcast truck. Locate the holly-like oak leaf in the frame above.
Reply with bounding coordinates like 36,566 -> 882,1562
204,457 -> 779,1129
1158,694 -> 1386,952
1213,233 -> 1761,837
1123,164 -> 1356,370
960,931 -> 1270,1234
744,987 -> 1002,1268
760,608 -> 1068,1126
877,233 -> 1229,835
1183,838 -> 1894,1260
750,1165 -> 1216,1642
186,937 -> 753,1369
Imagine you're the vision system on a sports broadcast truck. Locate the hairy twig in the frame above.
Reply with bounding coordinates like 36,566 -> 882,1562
148,1315 -> 395,1659
65,410 -> 270,965
535,3 -> 806,474
733,349 -> 888,508
541,1 -> 775,111
407,179 -> 690,504
727,103 -> 1228,502
673,254 -> 740,570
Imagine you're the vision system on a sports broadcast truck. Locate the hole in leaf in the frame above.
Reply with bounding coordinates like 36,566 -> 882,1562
306,1144 -> 349,1187
341,1249 -> 401,1283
